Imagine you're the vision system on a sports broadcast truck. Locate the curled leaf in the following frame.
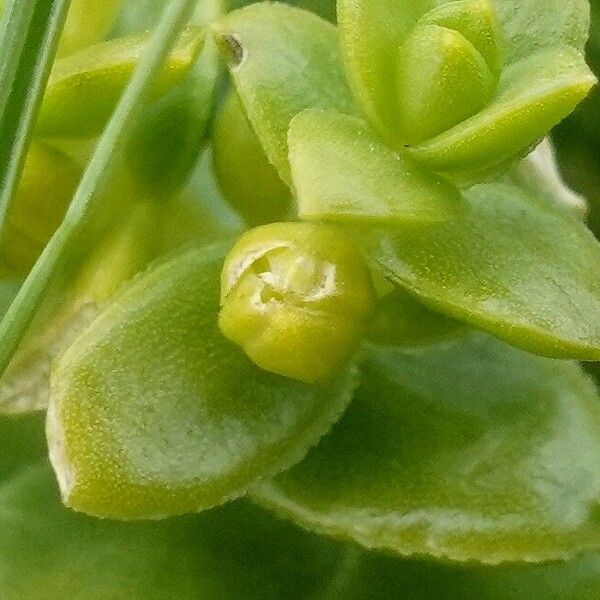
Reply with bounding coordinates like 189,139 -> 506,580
409,45 -> 595,181
397,23 -> 496,144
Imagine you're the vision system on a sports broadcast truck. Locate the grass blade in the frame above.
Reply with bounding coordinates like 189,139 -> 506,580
0,0 -> 71,236
0,0 -> 200,376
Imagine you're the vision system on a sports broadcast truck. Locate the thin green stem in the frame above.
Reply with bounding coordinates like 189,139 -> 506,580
0,0 -> 200,376
0,0 -> 71,238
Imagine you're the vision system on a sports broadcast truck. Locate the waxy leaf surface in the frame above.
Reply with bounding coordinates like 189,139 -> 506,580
47,242 -> 357,519
255,334 -> 600,563
289,109 -> 462,223
337,0 -> 430,138
0,465 -> 349,599
491,0 -> 590,62
360,182 -> 600,360
214,3 -> 356,185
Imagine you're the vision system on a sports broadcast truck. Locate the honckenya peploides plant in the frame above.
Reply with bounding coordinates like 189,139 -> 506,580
2,0 -> 600,596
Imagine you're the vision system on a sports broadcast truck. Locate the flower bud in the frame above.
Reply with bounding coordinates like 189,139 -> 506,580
219,223 -> 375,383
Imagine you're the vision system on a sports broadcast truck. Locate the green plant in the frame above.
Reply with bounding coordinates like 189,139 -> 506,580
1,0 -> 600,597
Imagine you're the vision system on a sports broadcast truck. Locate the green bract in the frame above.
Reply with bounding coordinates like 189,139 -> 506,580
255,334 -> 600,563
36,26 -> 206,138
47,242 -> 357,518
219,223 -> 376,383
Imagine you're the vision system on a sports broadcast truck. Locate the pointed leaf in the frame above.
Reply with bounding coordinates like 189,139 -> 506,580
213,3 -> 356,185
357,182 -> 600,360
337,0 -> 432,138
290,109 -> 462,224
47,242 -> 357,519
409,45 -> 595,181
255,334 -> 600,563
0,464 -> 349,600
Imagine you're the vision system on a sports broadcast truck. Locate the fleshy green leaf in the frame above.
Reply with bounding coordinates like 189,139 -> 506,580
329,550 -> 600,599
337,0 -> 594,178
36,26 -> 206,138
337,0 -> 430,139
254,333 -> 600,563
357,182 -> 600,360
289,109 -> 462,223
213,2 -> 356,185
0,464 -> 350,600
396,22 -> 496,145
491,0 -> 590,62
408,45 -> 595,181
47,242 -> 357,519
